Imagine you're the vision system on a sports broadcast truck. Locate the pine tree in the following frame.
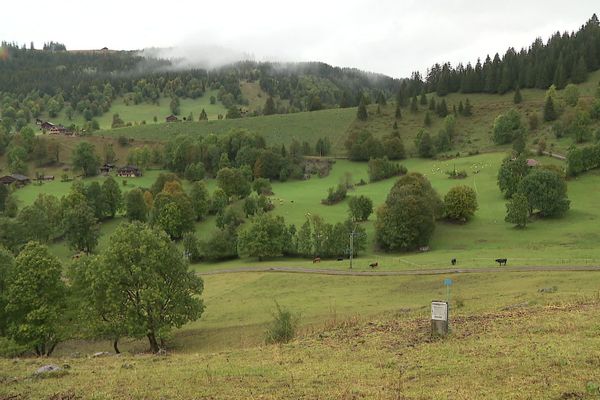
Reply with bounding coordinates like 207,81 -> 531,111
428,97 -> 436,111
463,99 -> 473,117
571,56 -> 588,84
393,121 -> 398,130
424,111 -> 432,127
513,86 -> 522,104
263,96 -> 276,115
419,92 -> 427,106
458,101 -> 464,115
437,99 -> 448,117
418,131 -> 435,158
395,103 -> 402,119
410,96 -> 418,113
357,98 -> 368,121
543,96 -> 557,122
553,59 -> 567,89
199,108 -> 208,121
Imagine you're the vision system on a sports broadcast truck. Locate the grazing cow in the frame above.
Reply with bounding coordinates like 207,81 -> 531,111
451,258 -> 457,266
312,257 -> 321,263
337,257 -> 344,261
369,262 -> 378,269
495,258 -> 507,266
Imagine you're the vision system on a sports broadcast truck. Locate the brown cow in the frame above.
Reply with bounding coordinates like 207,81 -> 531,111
313,257 -> 321,263
369,262 -> 378,269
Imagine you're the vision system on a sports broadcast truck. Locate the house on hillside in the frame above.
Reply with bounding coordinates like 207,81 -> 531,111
166,114 -> 179,123
117,165 -> 142,177
100,163 -> 116,174
0,174 -> 31,187
49,125 -> 70,135
526,159 -> 539,167
40,121 -> 55,131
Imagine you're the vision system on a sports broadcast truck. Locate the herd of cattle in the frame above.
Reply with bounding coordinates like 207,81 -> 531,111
311,257 -> 509,268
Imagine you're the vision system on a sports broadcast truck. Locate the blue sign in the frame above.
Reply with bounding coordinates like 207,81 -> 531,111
443,278 -> 453,286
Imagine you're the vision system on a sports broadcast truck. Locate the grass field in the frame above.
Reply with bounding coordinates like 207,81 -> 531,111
28,90 -> 228,131
99,107 -> 357,154
2,270 -> 600,399
11,150 -> 600,271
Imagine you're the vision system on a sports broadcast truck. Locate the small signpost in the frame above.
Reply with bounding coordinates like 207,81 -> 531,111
431,301 -> 449,336
431,278 -> 453,337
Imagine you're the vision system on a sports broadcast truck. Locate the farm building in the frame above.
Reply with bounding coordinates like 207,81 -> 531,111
166,114 -> 179,123
117,166 -> 142,177
0,174 -> 31,187
48,125 -> 71,135
40,121 -> 55,130
526,159 -> 539,167
100,163 -> 116,174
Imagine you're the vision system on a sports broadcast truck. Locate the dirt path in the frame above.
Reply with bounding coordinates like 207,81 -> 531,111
198,265 -> 600,276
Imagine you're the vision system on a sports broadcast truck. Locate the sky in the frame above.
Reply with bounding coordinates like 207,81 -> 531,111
1,1 -> 598,78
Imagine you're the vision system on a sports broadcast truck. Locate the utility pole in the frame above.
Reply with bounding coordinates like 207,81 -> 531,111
349,221 -> 357,269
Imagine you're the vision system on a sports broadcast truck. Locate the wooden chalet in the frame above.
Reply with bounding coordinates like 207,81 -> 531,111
48,125 -> 70,135
0,174 -> 31,187
100,163 -> 116,174
166,114 -> 179,123
40,121 -> 55,130
117,165 -> 142,177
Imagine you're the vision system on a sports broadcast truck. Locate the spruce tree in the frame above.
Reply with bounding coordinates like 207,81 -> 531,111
437,99 -> 448,117
424,111 -> 432,127
419,92 -> 427,106
263,96 -> 276,115
395,103 -> 402,119
418,131 -> 435,158
410,96 -> 418,113
513,86 -> 522,104
571,56 -> 588,84
357,98 -> 368,121
429,97 -> 436,111
463,99 -> 473,116
199,108 -> 208,121
458,101 -> 464,115
543,96 -> 557,122
393,121 -> 398,130
553,60 -> 567,89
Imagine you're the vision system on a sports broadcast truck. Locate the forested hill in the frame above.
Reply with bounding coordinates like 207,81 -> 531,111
394,14 -> 600,103
0,43 -> 400,132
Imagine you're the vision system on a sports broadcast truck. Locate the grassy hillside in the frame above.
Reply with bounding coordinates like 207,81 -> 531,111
30,90 -> 228,131
2,270 -> 600,399
100,107 -> 357,154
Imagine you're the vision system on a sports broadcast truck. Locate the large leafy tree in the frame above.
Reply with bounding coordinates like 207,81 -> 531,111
101,176 -> 122,218
80,222 -> 204,353
190,181 -> 210,221
72,142 -> 100,177
493,109 -> 524,145
497,155 -> 529,198
150,183 -> 195,239
4,242 -> 68,356
62,191 -> 99,253
216,167 -> 251,198
237,213 -> 287,261
0,246 -> 14,336
375,173 -> 442,251
124,188 -> 148,222
518,169 -> 570,217
505,193 -> 529,228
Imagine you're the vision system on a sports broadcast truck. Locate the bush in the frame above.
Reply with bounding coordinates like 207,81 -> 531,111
265,303 -> 299,344
321,184 -> 347,205
117,136 -> 129,146
348,195 -> 373,221
493,109 -> 523,145
444,185 -> 478,222
367,157 -> 407,182
446,166 -> 467,179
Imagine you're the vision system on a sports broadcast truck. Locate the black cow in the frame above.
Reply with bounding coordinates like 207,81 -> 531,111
451,258 -> 457,266
369,262 -> 379,269
495,258 -> 507,266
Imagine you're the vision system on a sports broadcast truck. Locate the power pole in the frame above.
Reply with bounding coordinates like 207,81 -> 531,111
349,221 -> 357,269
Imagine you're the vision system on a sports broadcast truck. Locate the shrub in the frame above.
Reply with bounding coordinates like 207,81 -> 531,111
444,185 -> 478,222
348,195 -> 373,221
265,303 -> 299,344
322,184 -> 347,205
446,166 -> 467,179
368,157 -> 407,182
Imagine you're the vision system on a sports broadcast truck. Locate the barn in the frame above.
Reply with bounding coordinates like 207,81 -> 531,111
0,174 -> 31,187
165,114 -> 179,123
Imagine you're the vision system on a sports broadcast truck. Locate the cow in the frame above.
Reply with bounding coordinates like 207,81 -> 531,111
312,257 -> 321,263
451,258 -> 457,266
495,258 -> 507,266
337,257 -> 344,261
369,262 -> 378,269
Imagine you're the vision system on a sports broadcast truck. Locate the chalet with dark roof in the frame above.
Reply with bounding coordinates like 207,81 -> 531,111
40,121 -> 55,130
0,174 -> 31,187
100,163 -> 116,174
117,165 -> 142,177
166,114 -> 179,123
